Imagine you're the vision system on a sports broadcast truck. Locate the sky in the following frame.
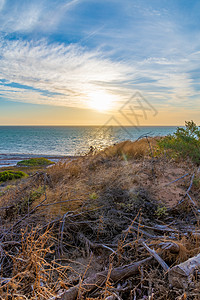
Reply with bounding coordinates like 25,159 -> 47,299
0,0 -> 200,125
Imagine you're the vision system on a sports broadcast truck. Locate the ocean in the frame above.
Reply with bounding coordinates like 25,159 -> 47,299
0,126 -> 177,167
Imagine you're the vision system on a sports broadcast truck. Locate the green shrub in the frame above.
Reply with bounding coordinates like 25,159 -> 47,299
89,192 -> 98,200
155,205 -> 168,218
193,176 -> 200,188
0,171 -> 27,182
18,186 -> 44,215
157,121 -> 200,164
17,157 -> 54,166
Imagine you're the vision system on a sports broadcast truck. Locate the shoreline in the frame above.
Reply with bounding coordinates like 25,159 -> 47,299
0,153 -> 80,168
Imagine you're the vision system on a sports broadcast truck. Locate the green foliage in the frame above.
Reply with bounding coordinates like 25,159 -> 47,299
155,205 -> 168,218
0,185 -> 16,197
18,186 -> 44,215
30,186 -> 44,201
89,192 -> 98,200
17,157 -> 54,166
158,121 -> 200,164
0,170 -> 27,183
122,152 -> 129,162
193,176 -> 200,188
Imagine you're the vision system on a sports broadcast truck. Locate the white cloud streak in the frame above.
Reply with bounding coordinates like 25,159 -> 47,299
0,0 -> 200,112
0,36 -> 200,111
0,0 -> 5,11
0,39 -> 133,108
0,0 -> 81,34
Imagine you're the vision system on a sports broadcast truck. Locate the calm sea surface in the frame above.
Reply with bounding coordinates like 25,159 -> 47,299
0,126 -> 177,166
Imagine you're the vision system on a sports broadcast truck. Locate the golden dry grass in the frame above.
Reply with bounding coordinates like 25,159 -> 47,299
101,137 -> 158,159
0,138 -> 200,299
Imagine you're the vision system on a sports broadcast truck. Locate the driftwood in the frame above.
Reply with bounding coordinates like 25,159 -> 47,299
142,242 -> 200,290
168,253 -> 200,289
58,257 -> 152,300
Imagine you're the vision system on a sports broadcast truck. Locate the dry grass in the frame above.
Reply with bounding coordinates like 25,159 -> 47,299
0,226 -> 78,299
101,137 -> 158,160
0,138 -> 200,299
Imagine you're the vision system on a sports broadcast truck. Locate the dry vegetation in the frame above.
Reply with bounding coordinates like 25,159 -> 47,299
0,137 -> 200,299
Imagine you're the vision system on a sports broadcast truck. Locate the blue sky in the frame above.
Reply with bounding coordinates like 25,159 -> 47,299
0,0 -> 200,125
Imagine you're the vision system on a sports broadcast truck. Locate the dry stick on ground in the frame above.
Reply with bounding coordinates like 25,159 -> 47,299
168,253 -> 200,289
123,224 -> 173,240
123,215 -> 179,234
59,211 -> 74,255
143,242 -> 200,290
186,192 -> 197,207
78,232 -> 115,254
133,222 -> 179,233
40,199 -> 82,207
158,241 -> 180,253
58,257 -> 152,300
177,170 -> 200,208
142,242 -> 169,272
164,173 -> 189,186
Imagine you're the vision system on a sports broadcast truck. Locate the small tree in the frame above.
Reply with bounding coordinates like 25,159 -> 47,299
158,121 -> 200,164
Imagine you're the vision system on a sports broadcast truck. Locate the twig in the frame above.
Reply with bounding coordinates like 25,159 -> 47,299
123,225 -> 166,239
78,233 -> 115,253
60,212 -> 73,254
186,192 -> 197,207
164,173 -> 189,186
40,199 -> 82,207
133,222 -> 179,233
142,242 -> 169,272
176,171 -> 198,207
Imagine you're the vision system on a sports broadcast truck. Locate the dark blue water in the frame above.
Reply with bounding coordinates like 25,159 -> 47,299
0,126 -> 177,166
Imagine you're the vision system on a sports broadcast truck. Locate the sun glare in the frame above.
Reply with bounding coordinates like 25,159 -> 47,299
88,91 -> 115,112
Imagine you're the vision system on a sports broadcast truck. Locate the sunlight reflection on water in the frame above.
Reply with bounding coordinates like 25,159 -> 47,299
0,126 -> 177,165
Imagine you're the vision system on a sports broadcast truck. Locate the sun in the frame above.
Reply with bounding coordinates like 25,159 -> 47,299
88,91 -> 115,112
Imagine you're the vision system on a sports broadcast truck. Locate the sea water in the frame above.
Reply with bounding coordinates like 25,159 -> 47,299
0,126 -> 177,166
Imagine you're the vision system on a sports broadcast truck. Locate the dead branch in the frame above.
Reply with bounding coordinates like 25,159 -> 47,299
168,253 -> 200,289
58,257 -> 152,300
177,170 -> 200,208
164,173 -> 189,186
142,242 -> 169,272
78,232 -> 115,254
134,222 -> 179,233
123,224 -> 170,240
158,241 -> 180,253
186,192 -> 198,207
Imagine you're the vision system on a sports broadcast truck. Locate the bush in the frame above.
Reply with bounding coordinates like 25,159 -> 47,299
17,157 -> 54,166
158,121 -> 200,164
0,171 -> 27,182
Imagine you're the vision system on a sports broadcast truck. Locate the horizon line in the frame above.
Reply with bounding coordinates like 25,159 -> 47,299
0,124 -> 181,127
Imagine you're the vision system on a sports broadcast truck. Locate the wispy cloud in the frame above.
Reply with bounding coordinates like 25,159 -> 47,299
0,38 -> 132,108
0,0 -> 5,11
0,0 -> 200,115
0,34 -> 200,111
0,0 -> 81,34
